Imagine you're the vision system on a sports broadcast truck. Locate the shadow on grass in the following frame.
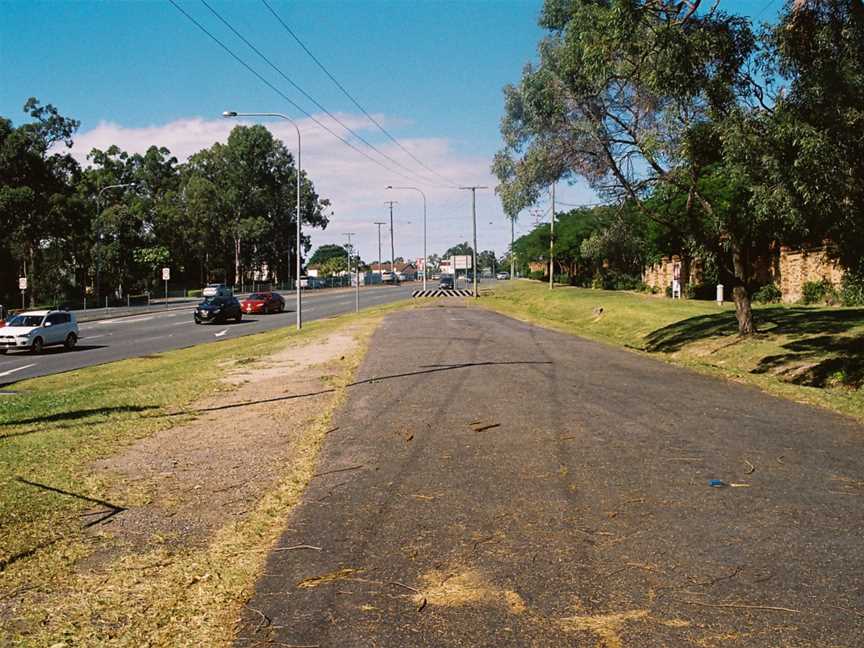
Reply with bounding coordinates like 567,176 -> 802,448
645,307 -> 864,352
645,306 -> 864,390
1,405 -> 158,439
752,334 -> 864,389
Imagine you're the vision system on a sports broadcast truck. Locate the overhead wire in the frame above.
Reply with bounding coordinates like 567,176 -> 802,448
166,0 -> 443,188
259,0 -> 460,189
196,0 -> 448,188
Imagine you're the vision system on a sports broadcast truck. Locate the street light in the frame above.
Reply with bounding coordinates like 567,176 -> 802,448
223,110 -> 302,331
95,183 -> 136,307
386,186 -> 428,290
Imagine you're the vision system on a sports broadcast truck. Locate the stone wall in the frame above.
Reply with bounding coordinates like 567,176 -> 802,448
779,245 -> 844,303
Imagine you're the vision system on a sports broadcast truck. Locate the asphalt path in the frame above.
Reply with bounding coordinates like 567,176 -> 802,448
0,284 -> 417,386
238,305 -> 864,647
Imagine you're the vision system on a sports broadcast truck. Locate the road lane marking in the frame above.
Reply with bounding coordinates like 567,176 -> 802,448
214,329 -> 229,337
96,316 -> 154,325
0,363 -> 35,378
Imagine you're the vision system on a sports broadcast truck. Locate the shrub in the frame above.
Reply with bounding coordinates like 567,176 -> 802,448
841,272 -> 864,306
529,270 -> 545,281
753,283 -> 782,304
801,278 -> 838,305
187,289 -> 203,298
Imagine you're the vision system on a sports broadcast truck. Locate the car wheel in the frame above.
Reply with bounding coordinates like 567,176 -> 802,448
31,337 -> 43,354
235,311 -> 243,322
64,332 -> 78,350
0,349 -> 6,355
194,317 -> 201,325
279,303 -> 285,313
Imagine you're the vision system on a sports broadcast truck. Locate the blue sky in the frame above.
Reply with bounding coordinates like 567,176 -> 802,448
0,0 -> 784,260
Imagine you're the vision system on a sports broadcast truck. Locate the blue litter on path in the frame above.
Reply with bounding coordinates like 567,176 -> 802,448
709,479 -> 728,488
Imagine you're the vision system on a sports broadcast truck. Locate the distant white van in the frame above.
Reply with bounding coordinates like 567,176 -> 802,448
202,284 -> 233,298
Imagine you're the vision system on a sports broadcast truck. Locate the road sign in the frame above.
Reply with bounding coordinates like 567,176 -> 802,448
18,277 -> 27,290
162,267 -> 171,281
416,257 -> 426,270
452,255 -> 472,270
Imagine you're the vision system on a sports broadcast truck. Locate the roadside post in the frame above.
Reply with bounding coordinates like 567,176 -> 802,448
162,267 -> 170,302
19,277 -> 26,310
716,284 -> 724,306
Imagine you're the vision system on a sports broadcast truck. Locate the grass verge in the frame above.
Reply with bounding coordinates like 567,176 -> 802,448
480,281 -> 864,422
0,300 -> 408,644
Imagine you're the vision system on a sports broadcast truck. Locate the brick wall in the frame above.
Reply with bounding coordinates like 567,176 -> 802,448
778,245 -> 844,303
643,256 -> 703,293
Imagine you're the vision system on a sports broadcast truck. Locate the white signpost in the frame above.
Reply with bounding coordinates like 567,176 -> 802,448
162,267 -> 170,301
19,277 -> 26,309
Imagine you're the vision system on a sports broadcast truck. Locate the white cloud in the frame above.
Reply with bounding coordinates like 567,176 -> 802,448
65,113 -> 597,260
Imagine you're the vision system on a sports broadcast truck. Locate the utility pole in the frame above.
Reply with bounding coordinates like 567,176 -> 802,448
386,186 -> 428,290
459,186 -> 487,298
384,201 -> 398,273
374,222 -> 386,281
549,182 -> 555,290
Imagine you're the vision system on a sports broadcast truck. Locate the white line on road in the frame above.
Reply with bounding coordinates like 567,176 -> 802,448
214,329 -> 229,337
0,363 -> 35,378
96,316 -> 154,325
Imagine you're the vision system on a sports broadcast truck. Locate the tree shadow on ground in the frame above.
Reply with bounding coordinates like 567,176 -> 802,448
645,307 -> 864,390
645,307 -> 864,353
1,405 -> 158,439
752,334 -> 864,389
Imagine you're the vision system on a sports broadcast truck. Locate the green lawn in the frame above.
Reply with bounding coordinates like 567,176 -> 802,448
481,281 -> 864,422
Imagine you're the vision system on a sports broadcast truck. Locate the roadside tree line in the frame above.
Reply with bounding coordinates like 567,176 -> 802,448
494,0 -> 864,334
0,99 -> 331,308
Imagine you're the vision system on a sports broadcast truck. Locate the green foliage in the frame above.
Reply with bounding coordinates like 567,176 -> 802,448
529,270 -> 545,281
801,279 -> 838,305
309,244 -> 349,267
841,271 -> 864,306
0,102 -> 332,306
753,283 -> 782,304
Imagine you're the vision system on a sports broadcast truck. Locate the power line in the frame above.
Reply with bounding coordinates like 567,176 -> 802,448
260,0 -> 459,189
197,0 -> 447,188
167,0 -> 440,188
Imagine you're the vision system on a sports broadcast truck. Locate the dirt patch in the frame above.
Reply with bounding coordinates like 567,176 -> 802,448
87,327 -> 364,557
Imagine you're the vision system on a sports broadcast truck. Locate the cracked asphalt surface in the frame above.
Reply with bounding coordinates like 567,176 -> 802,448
237,304 -> 864,647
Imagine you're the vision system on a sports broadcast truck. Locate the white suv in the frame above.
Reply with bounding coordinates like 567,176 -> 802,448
0,310 -> 79,354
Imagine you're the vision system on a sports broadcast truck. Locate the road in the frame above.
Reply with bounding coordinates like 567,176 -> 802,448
237,304 -> 864,647
0,284 -> 416,386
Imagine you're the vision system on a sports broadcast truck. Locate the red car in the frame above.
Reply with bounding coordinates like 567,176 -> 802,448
240,292 -> 285,314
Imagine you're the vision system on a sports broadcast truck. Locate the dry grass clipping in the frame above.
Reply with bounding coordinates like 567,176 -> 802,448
413,568 -> 526,615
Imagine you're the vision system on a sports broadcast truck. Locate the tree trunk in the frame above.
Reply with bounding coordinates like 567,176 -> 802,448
731,244 -> 755,335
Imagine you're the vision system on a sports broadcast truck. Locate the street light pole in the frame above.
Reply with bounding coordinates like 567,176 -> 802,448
549,182 -> 555,290
511,215 -> 516,279
386,186 -> 427,290
223,110 -> 302,331
95,183 -> 136,307
459,186 -> 487,298
384,201 -> 398,274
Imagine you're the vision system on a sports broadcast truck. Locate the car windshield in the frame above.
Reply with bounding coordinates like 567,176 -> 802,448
8,315 -> 44,327
202,297 -> 223,305
248,293 -> 267,300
